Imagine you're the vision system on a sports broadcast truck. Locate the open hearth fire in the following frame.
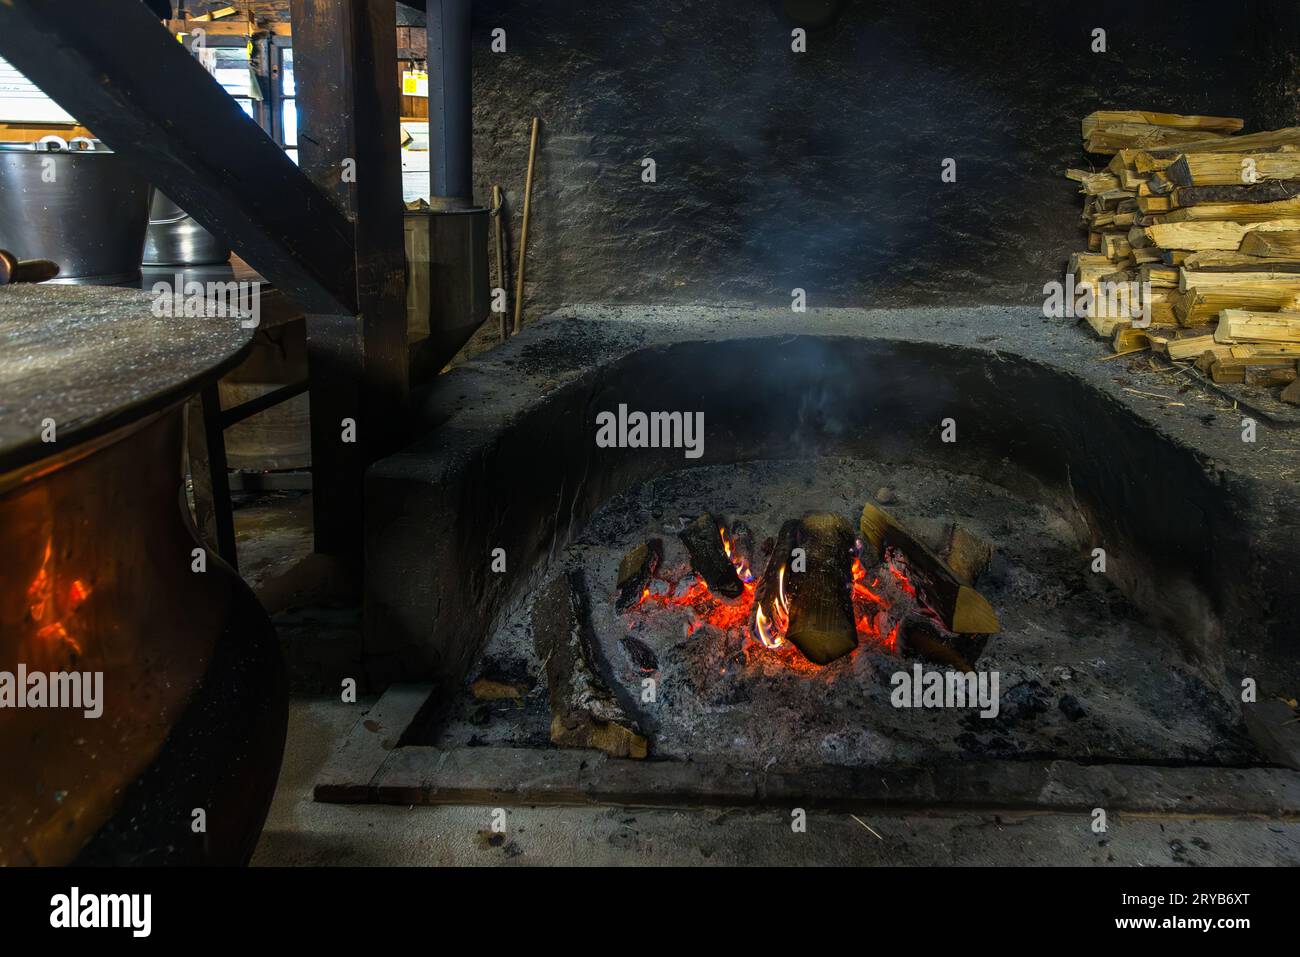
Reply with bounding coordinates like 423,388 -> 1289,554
446,456 -> 1260,779
619,503 -> 1001,672
517,498 -> 1009,759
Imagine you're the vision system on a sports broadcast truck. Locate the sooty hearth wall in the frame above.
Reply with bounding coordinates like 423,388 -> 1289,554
364,307 -> 1300,703
463,0 -> 1300,317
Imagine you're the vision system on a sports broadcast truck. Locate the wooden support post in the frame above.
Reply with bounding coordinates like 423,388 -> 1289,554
290,0 -> 409,560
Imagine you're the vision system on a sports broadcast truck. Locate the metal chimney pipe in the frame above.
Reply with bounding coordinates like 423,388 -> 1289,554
426,0 -> 473,208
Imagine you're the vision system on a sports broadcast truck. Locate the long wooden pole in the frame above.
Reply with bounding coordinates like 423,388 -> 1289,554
491,184 -> 508,342
512,116 -> 540,336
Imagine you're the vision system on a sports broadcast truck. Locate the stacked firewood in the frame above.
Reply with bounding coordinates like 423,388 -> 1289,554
1067,110 -> 1300,404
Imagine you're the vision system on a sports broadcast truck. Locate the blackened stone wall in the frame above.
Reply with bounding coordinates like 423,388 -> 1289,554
461,0 -> 1295,320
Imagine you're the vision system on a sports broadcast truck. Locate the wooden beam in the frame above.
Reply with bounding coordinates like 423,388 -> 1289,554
0,0 -> 357,317
291,0 -> 409,558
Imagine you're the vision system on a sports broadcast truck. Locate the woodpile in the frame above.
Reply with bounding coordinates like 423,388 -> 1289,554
1067,110 -> 1300,404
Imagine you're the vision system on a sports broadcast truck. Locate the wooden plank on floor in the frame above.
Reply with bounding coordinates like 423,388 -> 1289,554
318,740 -> 1300,819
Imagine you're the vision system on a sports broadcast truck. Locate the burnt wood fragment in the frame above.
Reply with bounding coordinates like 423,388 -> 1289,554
615,539 -> 662,610
532,571 -> 647,759
898,615 -> 989,671
860,503 -> 1000,635
620,636 -> 659,674
784,512 -> 859,665
679,513 -> 744,598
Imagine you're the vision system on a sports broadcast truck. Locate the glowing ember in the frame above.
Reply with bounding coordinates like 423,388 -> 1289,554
636,572 -> 754,632
627,523 -> 945,669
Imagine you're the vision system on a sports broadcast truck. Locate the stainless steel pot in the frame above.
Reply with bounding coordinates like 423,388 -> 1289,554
0,138 -> 152,285
143,191 -> 230,267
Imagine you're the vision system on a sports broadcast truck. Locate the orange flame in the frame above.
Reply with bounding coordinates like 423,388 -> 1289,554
629,533 -> 920,670
719,525 -> 754,584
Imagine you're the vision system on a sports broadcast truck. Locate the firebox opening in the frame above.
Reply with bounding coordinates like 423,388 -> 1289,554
412,454 -> 1255,771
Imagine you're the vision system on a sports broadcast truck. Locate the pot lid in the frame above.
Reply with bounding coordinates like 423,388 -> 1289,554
0,284 -> 252,476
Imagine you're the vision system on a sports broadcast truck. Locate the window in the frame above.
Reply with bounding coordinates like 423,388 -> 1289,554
0,55 -> 76,124
279,46 -> 297,164
207,44 -> 256,120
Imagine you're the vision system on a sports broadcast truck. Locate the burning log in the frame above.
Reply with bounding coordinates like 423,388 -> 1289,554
753,518 -> 799,650
679,512 -> 745,598
939,524 -> 993,587
615,538 -> 662,610
753,513 -> 858,665
859,503 -> 1000,636
785,513 -> 859,665
532,570 -> 648,759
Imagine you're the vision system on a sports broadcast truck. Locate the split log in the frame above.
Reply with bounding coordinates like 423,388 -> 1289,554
1145,220 -> 1300,251
1165,333 -> 1219,360
1214,309 -> 1300,344
1239,229 -> 1300,259
1167,151 -> 1300,187
679,512 -> 743,598
783,512 -> 858,666
859,503 -> 1000,635
1172,182 -> 1300,207
532,570 -> 648,759
1161,197 -> 1300,222
1171,285 -> 1300,325
1282,379 -> 1300,405
1081,111 -> 1244,141
939,524 -> 993,587
615,538 -> 662,611
1182,251 -> 1300,273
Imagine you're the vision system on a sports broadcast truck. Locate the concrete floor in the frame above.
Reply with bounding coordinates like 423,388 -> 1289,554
252,698 -> 1300,866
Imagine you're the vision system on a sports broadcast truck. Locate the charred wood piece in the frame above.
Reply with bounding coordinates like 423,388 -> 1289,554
615,538 -> 662,610
679,513 -> 744,598
532,570 -> 648,759
860,503 -> 1000,635
620,636 -> 659,674
899,616 -> 990,671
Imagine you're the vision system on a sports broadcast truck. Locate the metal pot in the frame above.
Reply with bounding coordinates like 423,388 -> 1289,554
0,284 -> 286,865
0,138 -> 152,285
143,191 -> 230,267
